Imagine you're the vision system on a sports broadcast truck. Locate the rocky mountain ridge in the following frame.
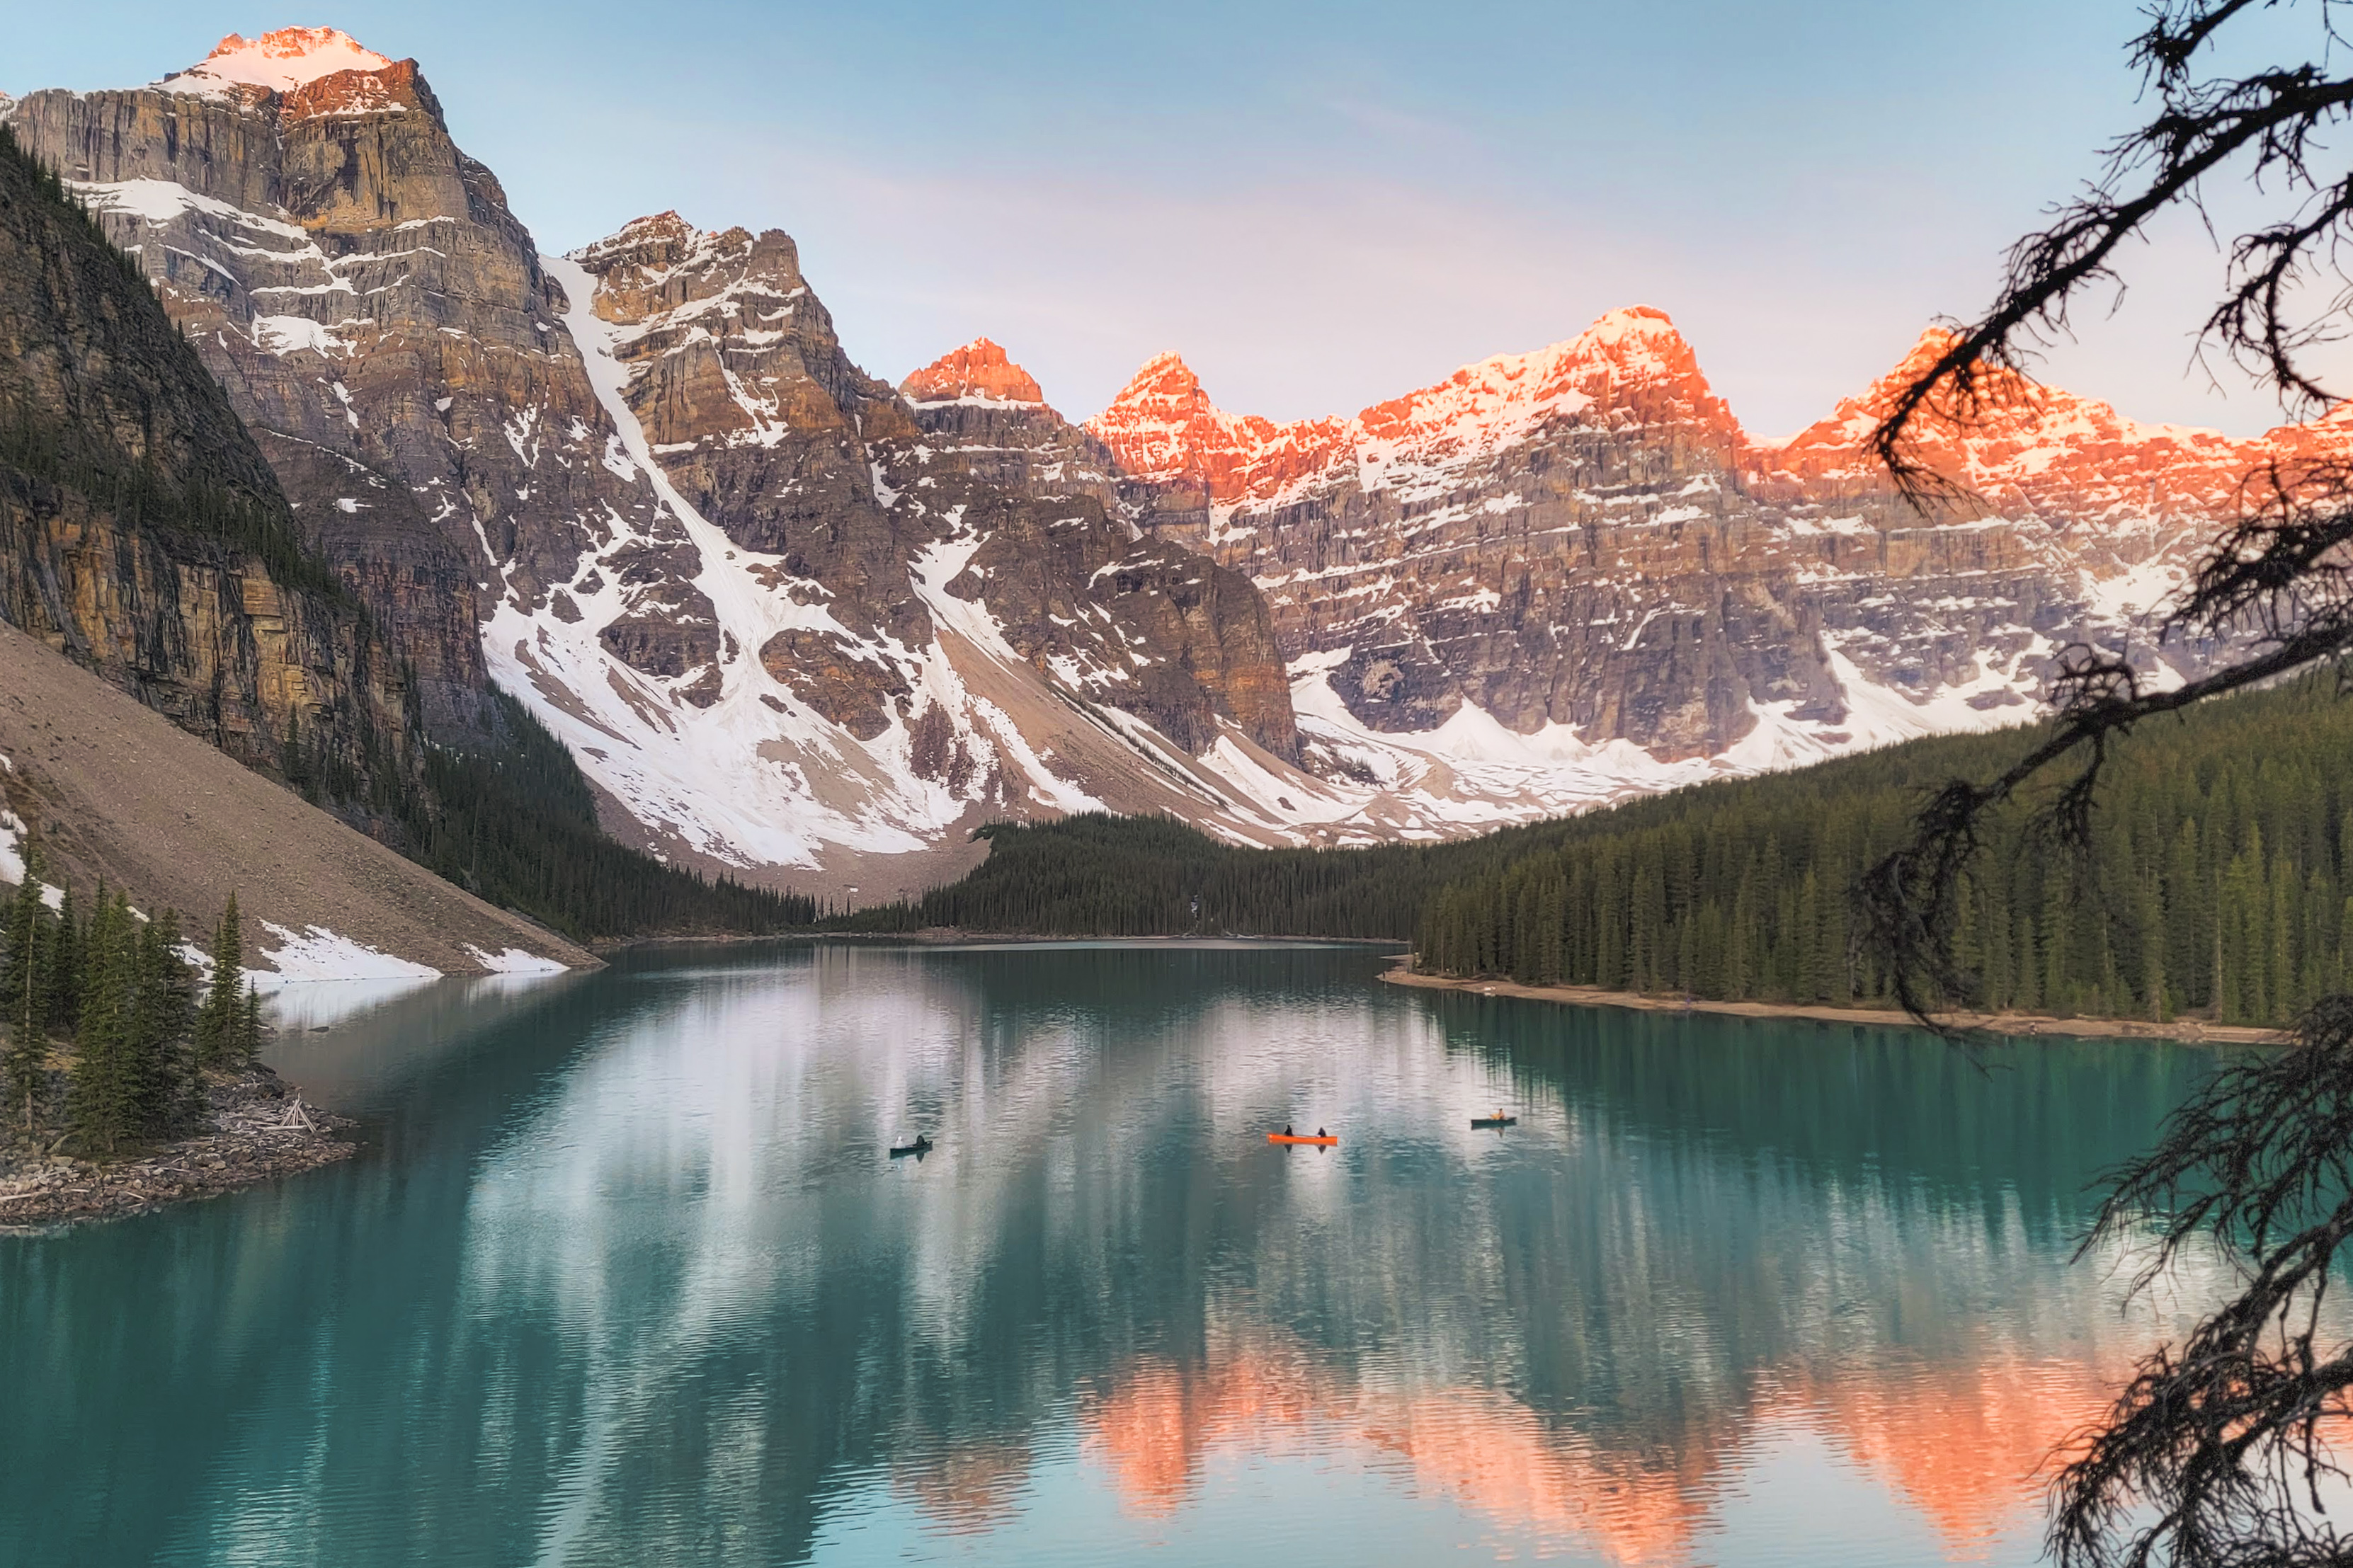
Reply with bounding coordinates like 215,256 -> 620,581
5,31 -> 1362,898
7,25 -> 2332,898
1082,307 -> 2298,769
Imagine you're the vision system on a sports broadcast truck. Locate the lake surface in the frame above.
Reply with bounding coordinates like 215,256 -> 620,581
1,942 -> 2226,1567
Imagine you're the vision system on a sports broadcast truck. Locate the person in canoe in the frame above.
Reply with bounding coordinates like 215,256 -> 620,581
1284,1123 -> 1294,1136
1317,1127 -> 1327,1138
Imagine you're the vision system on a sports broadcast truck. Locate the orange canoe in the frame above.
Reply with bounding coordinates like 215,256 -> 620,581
1267,1133 -> 1338,1146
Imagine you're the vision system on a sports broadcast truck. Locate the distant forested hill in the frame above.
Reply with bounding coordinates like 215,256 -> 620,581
833,811 -> 1571,940
1416,682 -> 2353,1027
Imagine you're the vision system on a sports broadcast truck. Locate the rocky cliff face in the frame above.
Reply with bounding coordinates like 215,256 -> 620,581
508,225 -> 1315,887
887,338 -> 1297,760
0,121 -> 414,802
5,30 -> 650,739
561,214 -> 1299,757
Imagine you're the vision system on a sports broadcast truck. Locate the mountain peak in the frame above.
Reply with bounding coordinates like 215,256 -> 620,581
901,338 -> 1047,406
1087,353 -> 1244,488
1345,305 -> 1741,471
1088,307 -> 1746,504
166,28 -> 397,95
1768,321 -> 2265,520
569,212 -> 719,274
1114,352 -> 1206,401
1563,304 -> 1699,372
1087,353 -> 1351,501
1585,303 -> 1677,336
615,210 -> 696,244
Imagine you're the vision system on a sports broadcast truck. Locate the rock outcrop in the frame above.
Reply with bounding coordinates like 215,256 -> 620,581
0,120 -> 414,801
562,222 -> 1301,774
901,338 -> 1046,406
889,339 -> 1297,760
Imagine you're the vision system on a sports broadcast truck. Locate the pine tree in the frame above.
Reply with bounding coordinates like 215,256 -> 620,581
131,912 -> 194,1132
3,833 -> 51,1132
196,893 -> 244,1068
239,980 -> 263,1065
1796,867 -> 1826,1002
147,909 -> 203,1124
47,876 -> 79,1036
69,892 -> 132,1157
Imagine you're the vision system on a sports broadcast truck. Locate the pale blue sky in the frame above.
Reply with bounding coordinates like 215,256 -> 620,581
10,1 -> 2340,435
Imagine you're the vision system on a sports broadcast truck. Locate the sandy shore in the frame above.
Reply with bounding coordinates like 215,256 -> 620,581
1381,963 -> 2287,1046
0,1062 -> 357,1230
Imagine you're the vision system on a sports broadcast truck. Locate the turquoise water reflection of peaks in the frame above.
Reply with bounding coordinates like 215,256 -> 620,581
1,942 -> 2218,1567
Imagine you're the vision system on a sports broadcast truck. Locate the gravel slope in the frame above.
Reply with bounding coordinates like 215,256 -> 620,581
0,622 -> 593,978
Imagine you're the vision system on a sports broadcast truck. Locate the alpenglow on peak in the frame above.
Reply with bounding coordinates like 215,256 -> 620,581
161,28 -> 396,95
901,338 -> 1047,407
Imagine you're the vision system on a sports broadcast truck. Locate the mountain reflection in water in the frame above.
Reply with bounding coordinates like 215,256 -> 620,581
0,943 -> 2238,1567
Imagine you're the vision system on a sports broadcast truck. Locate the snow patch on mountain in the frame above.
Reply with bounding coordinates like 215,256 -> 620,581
465,945 -> 570,975
0,805 -> 24,889
252,921 -> 441,986
482,256 -> 962,869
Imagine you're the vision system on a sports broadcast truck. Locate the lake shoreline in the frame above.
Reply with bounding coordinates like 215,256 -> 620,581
596,929 -> 1409,952
1381,963 -> 2289,1045
0,1060 -> 358,1230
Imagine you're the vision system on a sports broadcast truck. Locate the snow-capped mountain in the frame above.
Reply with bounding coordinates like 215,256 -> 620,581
5,33 -> 1386,896
1088,307 -> 2330,774
7,28 -> 2340,899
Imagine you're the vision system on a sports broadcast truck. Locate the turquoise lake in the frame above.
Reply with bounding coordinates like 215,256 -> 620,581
0,941 -> 2224,1567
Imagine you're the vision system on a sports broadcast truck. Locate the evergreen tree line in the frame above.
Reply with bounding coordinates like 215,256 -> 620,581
831,811 -> 1588,939
1417,680 -> 2353,1026
0,395 -> 346,606
399,686 -> 816,941
0,123 -> 144,288
2,835 -> 260,1157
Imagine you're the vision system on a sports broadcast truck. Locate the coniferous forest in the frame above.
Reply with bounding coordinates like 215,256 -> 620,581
1413,680 -> 2353,1026
1,839 -> 261,1157
832,810 -> 1566,939
398,689 -> 816,941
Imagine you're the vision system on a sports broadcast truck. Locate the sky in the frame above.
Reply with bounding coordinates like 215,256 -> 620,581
10,1 -> 2351,437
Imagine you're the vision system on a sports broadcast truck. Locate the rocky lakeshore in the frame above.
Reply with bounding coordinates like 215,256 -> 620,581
1382,963 -> 2289,1046
0,1063 -> 356,1230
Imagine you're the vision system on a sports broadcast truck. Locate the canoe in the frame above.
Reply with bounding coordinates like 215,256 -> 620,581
1267,1133 -> 1338,1146
1471,1116 -> 1517,1129
889,1139 -> 933,1157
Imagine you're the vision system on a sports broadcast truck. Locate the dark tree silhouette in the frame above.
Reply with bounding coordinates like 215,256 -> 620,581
1856,4 -> 2353,1564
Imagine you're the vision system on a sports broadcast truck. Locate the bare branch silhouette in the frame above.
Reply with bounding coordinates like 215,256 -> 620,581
1849,5 -> 2353,1562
